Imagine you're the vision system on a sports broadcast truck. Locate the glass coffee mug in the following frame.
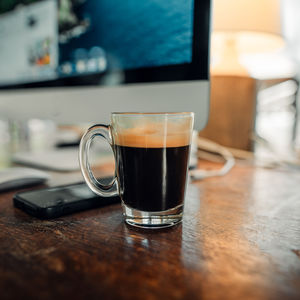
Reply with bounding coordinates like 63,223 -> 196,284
79,112 -> 194,228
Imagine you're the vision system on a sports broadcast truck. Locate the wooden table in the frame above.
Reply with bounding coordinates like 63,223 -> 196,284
0,161 -> 300,300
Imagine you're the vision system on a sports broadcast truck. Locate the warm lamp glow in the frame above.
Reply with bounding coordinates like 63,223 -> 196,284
213,0 -> 281,35
210,0 -> 292,78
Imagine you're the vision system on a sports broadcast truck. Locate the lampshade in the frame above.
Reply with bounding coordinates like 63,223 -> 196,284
213,0 -> 281,35
211,0 -> 295,80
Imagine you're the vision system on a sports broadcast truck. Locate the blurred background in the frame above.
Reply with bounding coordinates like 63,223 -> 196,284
202,0 -> 300,167
1,0 -> 300,170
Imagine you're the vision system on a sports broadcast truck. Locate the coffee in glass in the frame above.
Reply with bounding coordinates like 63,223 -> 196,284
79,112 -> 194,228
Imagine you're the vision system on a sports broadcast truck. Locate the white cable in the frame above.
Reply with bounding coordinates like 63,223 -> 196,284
189,137 -> 235,180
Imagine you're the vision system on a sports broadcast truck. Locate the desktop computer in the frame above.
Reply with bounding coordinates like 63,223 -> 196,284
0,0 -> 211,171
0,0 -> 211,127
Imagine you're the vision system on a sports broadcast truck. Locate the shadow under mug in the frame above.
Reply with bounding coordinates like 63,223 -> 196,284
79,112 -> 194,229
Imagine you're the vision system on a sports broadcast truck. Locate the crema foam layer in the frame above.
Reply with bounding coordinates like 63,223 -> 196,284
113,122 -> 191,148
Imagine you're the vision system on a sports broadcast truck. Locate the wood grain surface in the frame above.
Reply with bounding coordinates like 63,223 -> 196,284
0,161 -> 300,300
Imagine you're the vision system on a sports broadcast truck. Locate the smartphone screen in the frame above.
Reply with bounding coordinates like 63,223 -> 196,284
13,178 -> 120,218
18,183 -> 99,208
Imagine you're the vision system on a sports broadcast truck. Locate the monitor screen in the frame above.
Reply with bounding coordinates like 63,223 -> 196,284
0,0 -> 208,88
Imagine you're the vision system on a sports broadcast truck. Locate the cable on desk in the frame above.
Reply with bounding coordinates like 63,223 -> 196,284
189,136 -> 235,180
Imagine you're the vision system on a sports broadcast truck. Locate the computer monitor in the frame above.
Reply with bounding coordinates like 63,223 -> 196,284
0,0 -> 211,130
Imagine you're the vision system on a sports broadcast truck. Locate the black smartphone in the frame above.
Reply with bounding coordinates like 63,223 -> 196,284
13,177 -> 120,219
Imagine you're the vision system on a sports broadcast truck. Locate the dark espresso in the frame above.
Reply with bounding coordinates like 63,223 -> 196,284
115,144 -> 190,212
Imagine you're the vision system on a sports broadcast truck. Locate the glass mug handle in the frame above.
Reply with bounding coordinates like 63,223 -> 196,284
79,124 -> 118,197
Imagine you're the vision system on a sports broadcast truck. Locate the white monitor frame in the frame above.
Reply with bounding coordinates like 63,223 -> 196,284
0,80 -> 209,130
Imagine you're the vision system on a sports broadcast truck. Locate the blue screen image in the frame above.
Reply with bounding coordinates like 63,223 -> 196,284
60,0 -> 194,71
0,0 -> 194,85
